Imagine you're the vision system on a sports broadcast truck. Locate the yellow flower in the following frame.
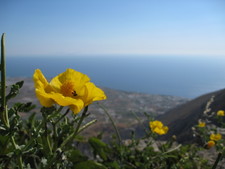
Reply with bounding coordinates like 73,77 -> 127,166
210,133 -> 222,141
198,121 -> 206,128
149,120 -> 168,135
217,110 -> 225,116
33,69 -> 106,114
207,140 -> 215,149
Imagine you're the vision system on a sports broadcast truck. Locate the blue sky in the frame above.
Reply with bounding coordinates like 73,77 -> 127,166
1,0 -> 225,57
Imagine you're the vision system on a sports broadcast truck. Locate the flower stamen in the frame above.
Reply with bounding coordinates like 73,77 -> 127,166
60,81 -> 77,97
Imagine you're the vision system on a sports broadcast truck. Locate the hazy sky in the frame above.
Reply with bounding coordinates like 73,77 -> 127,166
1,0 -> 225,57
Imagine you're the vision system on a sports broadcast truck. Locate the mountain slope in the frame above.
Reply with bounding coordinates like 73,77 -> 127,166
158,88 -> 225,143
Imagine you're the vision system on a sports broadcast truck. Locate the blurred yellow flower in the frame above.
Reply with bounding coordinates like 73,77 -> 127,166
198,121 -> 206,128
149,120 -> 168,135
217,110 -> 225,116
207,140 -> 215,149
33,69 -> 106,114
210,133 -> 222,141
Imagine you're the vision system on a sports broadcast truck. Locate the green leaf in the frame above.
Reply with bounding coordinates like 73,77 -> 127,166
41,106 -> 57,115
9,102 -> 35,116
88,137 -> 109,161
74,135 -> 87,143
5,81 -> 24,102
15,81 -> 24,88
163,154 -> 179,159
104,161 -> 120,169
27,112 -> 36,128
67,149 -> 88,163
73,160 -> 107,169
0,126 -> 6,131
0,135 -> 10,155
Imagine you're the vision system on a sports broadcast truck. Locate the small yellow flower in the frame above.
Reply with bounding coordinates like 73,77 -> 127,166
33,69 -> 106,114
198,121 -> 206,128
217,110 -> 225,116
207,140 -> 215,149
149,120 -> 168,135
210,133 -> 222,141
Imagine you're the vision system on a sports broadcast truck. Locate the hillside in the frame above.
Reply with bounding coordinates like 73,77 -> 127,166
158,88 -> 225,143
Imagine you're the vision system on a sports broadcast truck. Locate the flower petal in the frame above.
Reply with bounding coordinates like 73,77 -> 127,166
82,82 -> 107,106
149,120 -> 168,135
162,126 -> 169,134
33,69 -> 55,106
50,69 -> 90,92
49,93 -> 84,114
150,121 -> 163,129
33,69 -> 49,89
153,128 -> 164,135
35,89 -> 55,107
207,140 -> 215,149
210,133 -> 222,141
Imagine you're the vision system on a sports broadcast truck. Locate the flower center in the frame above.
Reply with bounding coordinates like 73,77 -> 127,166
60,81 -> 77,97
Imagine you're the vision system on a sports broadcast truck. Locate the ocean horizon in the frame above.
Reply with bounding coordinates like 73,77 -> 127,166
9,55 -> 225,98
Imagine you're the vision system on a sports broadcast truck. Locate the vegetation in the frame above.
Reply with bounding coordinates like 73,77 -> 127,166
0,33 -> 225,168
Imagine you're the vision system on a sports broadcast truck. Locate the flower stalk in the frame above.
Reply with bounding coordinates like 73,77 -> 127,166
42,111 -> 53,155
54,107 -> 70,125
60,106 -> 89,149
212,152 -> 222,169
97,103 -> 122,145
1,33 -> 23,169
44,107 -> 89,169
77,119 -> 97,134
1,33 -> 9,128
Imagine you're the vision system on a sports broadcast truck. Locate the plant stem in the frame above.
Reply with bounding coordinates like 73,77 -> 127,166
23,121 -> 44,151
52,107 -> 69,151
0,33 -> 9,128
45,107 -> 89,169
43,112 -> 52,155
10,137 -> 23,169
97,103 -> 125,164
1,33 -> 23,169
131,111 -> 149,135
60,106 -> 88,149
97,103 -> 122,145
77,119 -> 97,134
54,107 -> 70,125
212,152 -> 222,169
18,156 -> 23,169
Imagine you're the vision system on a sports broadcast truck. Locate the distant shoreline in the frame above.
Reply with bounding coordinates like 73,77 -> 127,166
7,56 -> 225,98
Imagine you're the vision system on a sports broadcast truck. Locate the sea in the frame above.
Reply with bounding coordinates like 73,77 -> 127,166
7,55 -> 225,99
